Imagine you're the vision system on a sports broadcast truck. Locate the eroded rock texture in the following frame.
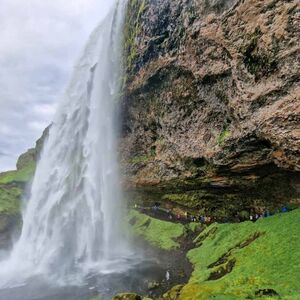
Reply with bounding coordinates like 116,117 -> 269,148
121,0 -> 300,217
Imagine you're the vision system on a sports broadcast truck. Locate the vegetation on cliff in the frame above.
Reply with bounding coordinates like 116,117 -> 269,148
0,128 -> 48,238
177,209 -> 300,299
0,161 -> 35,185
0,186 -> 22,215
0,155 -> 36,215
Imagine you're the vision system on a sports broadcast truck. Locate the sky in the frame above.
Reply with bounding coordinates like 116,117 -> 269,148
0,0 -> 112,171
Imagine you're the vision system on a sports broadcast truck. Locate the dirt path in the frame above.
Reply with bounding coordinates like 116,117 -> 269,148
130,208 -> 204,298
136,206 -> 191,225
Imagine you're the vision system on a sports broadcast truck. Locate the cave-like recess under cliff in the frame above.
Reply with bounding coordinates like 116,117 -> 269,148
119,0 -> 300,218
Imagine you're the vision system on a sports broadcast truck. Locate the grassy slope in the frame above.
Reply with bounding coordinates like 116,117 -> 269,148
0,186 -> 22,215
180,209 -> 300,300
0,161 -> 35,215
128,210 -> 186,250
0,161 -> 35,184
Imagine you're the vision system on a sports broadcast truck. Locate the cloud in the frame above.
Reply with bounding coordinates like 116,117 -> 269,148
0,0 -> 113,171
0,151 -> 9,157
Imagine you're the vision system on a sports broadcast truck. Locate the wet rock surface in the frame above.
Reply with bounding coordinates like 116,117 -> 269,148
121,0 -> 300,216
112,293 -> 142,300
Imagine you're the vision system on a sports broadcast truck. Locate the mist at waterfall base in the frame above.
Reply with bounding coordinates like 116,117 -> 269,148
0,2 -> 167,299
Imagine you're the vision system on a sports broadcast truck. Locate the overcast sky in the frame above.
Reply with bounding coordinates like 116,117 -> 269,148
0,0 -> 112,171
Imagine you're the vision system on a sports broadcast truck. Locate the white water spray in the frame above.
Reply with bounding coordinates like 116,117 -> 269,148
0,0 -> 130,285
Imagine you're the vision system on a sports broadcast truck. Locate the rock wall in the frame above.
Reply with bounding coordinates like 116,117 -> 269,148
121,0 -> 300,218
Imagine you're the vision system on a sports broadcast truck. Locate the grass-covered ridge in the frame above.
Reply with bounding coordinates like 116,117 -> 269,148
0,186 -> 22,215
127,210 -> 186,250
179,209 -> 300,299
0,156 -> 36,216
0,161 -> 35,185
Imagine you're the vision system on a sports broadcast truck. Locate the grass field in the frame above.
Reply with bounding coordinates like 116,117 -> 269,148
127,209 -> 186,250
179,209 -> 300,299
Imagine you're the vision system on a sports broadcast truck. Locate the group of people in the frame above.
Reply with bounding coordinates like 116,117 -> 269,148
183,212 -> 213,224
249,211 -> 271,221
169,211 -> 213,224
169,206 -> 291,224
134,203 -> 291,225
249,206 -> 289,222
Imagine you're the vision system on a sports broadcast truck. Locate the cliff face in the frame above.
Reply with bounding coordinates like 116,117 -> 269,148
121,0 -> 300,217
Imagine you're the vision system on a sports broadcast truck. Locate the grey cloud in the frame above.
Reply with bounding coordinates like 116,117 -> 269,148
0,151 -> 9,157
0,0 -> 112,171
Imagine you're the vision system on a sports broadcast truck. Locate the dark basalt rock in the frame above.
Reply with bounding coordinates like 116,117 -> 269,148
121,0 -> 300,217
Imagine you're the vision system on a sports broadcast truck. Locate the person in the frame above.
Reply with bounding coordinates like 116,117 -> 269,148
166,270 -> 170,281
249,215 -> 253,221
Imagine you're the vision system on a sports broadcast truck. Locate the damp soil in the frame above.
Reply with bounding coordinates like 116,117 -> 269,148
132,234 -> 194,299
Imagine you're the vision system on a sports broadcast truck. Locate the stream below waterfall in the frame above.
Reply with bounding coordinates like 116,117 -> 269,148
0,240 -> 191,300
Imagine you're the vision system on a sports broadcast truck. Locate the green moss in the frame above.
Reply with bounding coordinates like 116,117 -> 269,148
129,148 -> 156,164
217,128 -> 231,146
186,222 -> 203,233
123,0 -> 146,80
16,149 -> 35,170
0,160 -> 36,216
113,293 -> 143,300
129,154 -> 152,164
0,186 -> 22,215
0,161 -> 36,184
162,193 -> 202,208
127,210 -> 185,250
179,209 -> 300,299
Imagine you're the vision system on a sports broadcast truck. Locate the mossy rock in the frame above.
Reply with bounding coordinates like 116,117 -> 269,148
123,0 -> 147,80
127,210 -> 185,250
162,285 -> 184,299
16,149 -> 35,170
112,293 -> 142,300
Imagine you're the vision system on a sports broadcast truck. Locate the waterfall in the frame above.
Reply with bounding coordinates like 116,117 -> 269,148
0,0 -> 130,286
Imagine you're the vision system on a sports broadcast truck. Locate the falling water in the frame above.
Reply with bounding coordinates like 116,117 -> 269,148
0,0 -> 130,286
